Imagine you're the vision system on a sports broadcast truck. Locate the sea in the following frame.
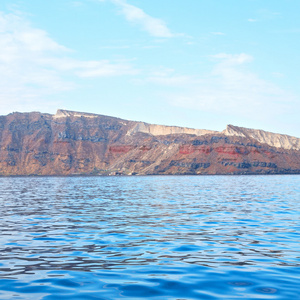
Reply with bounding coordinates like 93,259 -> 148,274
0,175 -> 299,300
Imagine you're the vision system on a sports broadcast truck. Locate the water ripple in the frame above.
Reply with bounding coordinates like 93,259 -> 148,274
0,175 -> 300,299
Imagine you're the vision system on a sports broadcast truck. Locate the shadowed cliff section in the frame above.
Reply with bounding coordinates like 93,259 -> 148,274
0,109 -> 299,175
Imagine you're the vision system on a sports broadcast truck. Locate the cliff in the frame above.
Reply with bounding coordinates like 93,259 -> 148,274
223,124 -> 300,151
0,109 -> 299,175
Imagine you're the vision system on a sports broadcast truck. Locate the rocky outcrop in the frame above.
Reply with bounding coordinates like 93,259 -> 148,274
53,109 -> 99,119
126,122 -> 217,136
223,124 -> 300,151
0,110 -> 299,175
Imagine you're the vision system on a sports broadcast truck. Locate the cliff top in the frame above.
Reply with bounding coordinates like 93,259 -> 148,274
2,109 -> 299,151
53,109 -> 99,119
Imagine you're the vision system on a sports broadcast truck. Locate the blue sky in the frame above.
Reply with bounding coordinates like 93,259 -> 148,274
0,0 -> 299,137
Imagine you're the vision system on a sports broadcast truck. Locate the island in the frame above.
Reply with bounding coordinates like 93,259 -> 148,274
0,109 -> 299,175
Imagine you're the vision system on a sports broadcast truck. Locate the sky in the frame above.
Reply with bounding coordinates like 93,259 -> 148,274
0,0 -> 299,137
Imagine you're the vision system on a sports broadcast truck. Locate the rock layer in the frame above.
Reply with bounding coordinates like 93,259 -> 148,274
0,109 -> 299,175
223,124 -> 300,151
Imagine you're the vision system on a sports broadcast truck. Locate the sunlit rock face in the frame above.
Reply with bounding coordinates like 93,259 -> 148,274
0,110 -> 299,175
223,124 -> 300,151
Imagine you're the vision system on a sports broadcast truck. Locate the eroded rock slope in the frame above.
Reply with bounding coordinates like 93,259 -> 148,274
0,109 -> 299,175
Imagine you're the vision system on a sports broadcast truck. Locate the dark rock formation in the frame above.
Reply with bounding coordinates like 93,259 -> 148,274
0,109 -> 299,175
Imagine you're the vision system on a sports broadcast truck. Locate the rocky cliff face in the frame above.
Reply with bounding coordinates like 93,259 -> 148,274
0,109 -> 299,175
223,124 -> 300,151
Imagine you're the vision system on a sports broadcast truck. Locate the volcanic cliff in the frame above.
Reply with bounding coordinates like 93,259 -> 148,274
0,109 -> 299,175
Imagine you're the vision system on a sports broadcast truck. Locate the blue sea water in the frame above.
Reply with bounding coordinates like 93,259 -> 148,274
0,175 -> 299,300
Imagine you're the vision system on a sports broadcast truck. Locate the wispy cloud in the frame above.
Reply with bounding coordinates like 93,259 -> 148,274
147,74 -> 191,86
147,53 -> 297,120
258,9 -> 281,20
100,0 -> 174,38
144,67 -> 192,86
211,53 -> 253,65
0,11 -> 137,114
38,57 -> 138,77
248,10 -> 281,23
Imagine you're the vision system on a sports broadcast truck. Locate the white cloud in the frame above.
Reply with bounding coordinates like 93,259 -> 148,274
0,11 -> 137,114
37,57 -> 138,77
148,75 -> 191,86
148,53 -> 297,119
211,53 -> 253,65
106,0 -> 174,37
248,10 -> 281,23
145,68 -> 192,86
75,60 -> 138,77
